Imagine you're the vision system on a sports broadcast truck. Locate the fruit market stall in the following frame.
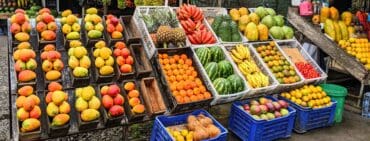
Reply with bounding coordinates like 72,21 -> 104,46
286,7 -> 369,108
5,4 -> 342,141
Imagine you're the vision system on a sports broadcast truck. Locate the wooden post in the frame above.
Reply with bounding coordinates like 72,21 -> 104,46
287,7 -> 369,83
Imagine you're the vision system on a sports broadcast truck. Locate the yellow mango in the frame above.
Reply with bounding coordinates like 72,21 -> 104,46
257,24 -> 269,41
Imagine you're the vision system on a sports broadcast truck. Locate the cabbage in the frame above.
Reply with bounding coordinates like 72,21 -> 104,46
255,7 -> 267,19
270,26 -> 283,39
282,26 -> 294,39
265,8 -> 276,16
274,15 -> 285,26
261,15 -> 275,28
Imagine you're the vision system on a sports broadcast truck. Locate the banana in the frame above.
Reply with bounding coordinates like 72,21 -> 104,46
231,53 -> 243,64
231,49 -> 244,60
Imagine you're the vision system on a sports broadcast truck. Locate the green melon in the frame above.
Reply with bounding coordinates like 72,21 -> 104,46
195,47 -> 211,65
218,60 -> 234,78
213,78 -> 231,94
227,74 -> 245,93
210,46 -> 225,62
205,62 -> 219,81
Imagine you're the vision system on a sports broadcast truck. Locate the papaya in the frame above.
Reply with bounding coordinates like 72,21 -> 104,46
320,7 -> 330,23
333,21 -> 342,42
257,24 -> 269,41
329,7 -> 339,21
244,22 -> 259,41
341,11 -> 352,26
338,21 -> 349,40
324,19 -> 335,40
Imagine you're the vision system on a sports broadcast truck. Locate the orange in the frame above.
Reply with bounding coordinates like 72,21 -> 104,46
158,54 -> 163,59
176,82 -> 184,91
159,59 -> 163,65
178,69 -> 185,75
171,64 -> 177,69
172,91 -> 180,96
199,86 -> 206,93
191,71 -> 198,77
197,94 -> 204,100
193,88 -> 200,95
163,59 -> 169,64
178,59 -> 184,64
195,78 -> 202,86
173,55 -> 180,61
182,64 -> 189,70
180,90 -> 187,97
188,76 -> 195,81
164,64 -> 171,70
177,64 -> 183,69
185,59 -> 192,66
128,90 -> 140,98
173,69 -> 180,75
170,84 -> 176,91
124,82 -> 135,91
180,54 -> 187,60
169,75 -> 176,82
175,96 -> 184,103
190,82 -> 197,89
183,96 -> 191,103
162,54 -> 168,59
169,58 -> 176,64
189,67 -> 195,71
190,95 -> 198,102
186,70 -> 192,75
167,70 -> 173,76
186,90 -> 193,96
204,92 -> 211,99
176,75 -> 183,81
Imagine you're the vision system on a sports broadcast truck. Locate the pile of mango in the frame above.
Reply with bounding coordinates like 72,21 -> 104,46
16,85 -> 41,132
75,86 -> 101,122
92,41 -> 115,76
13,47 -> 37,83
9,9 -> 31,42
320,7 -> 354,42
84,8 -> 104,39
41,44 -> 64,81
36,8 -> 57,41
61,9 -> 81,40
68,41 -> 91,78
45,82 -> 71,126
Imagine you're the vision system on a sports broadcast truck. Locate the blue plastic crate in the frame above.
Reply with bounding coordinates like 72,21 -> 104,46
228,96 -> 296,141
362,92 -> 370,118
150,109 -> 228,141
278,96 -> 337,133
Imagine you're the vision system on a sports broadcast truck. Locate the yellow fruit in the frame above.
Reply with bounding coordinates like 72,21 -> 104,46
95,57 -> 105,68
329,7 -> 339,21
59,101 -> 71,114
88,96 -> 101,110
324,19 -> 335,40
82,86 -> 95,101
86,8 -> 98,15
229,9 -> 240,21
47,102 -> 59,117
73,47 -> 87,59
75,88 -> 83,97
333,21 -> 341,42
75,97 -> 88,112
93,48 -> 101,57
69,40 -> 82,48
99,47 -> 112,60
81,109 -> 100,122
95,41 -> 106,48
79,56 -> 91,68
68,56 -> 79,69
249,13 -> 260,25
45,70 -> 61,81
73,67 -> 88,77
239,7 -> 249,15
66,15 -> 77,25
238,15 -> 250,31
62,24 -> 72,34
105,56 -> 114,66
52,91 -> 66,105
61,9 -> 72,17
52,114 -> 70,126
320,7 -> 330,23
257,24 -> 268,41
244,22 -> 258,41
341,11 -> 352,26
99,66 -> 114,76
72,23 -> 80,32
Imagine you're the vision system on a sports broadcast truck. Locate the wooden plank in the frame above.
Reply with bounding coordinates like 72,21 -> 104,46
287,7 -> 368,82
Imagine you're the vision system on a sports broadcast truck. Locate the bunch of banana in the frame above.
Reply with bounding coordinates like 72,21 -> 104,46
246,72 -> 269,88
230,44 -> 250,63
17,0 -> 30,8
238,60 -> 259,75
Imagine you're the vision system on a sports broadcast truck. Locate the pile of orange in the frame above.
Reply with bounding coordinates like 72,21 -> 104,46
158,53 -> 212,104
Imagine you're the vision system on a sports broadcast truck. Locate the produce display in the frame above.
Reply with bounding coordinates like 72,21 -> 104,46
45,82 -> 71,126
195,46 -> 245,94
140,8 -> 186,48
13,48 -> 37,82
134,0 -> 163,6
281,85 -> 332,108
68,45 -> 91,78
321,7 -> 353,42
61,9 -> 81,40
112,41 -> 134,73
229,44 -> 270,88
210,15 -> 242,42
75,86 -> 101,122
100,84 -> 125,117
338,38 -> 370,69
105,14 -> 124,39
158,52 -> 212,104
280,45 -> 321,79
36,8 -> 57,41
16,85 -> 41,132
176,4 -> 217,44
92,41 -> 115,76
24,5 -> 41,18
84,7 -> 104,39
240,97 -> 290,120
254,42 -> 301,84
10,9 -> 31,42
166,114 -> 221,141
123,81 -> 146,114
41,44 -> 63,81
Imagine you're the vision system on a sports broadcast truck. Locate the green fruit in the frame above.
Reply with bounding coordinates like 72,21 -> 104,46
75,97 -> 88,112
81,109 -> 100,122
87,30 -> 102,39
66,32 -> 80,40
73,67 -> 88,77
195,47 -> 211,65
209,46 -> 224,62
227,74 -> 245,93
213,78 -> 231,94
218,60 -> 234,78
205,62 -> 219,81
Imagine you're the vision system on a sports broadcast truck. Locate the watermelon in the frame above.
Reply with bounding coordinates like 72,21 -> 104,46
210,46 -> 225,62
196,47 -> 211,65
213,78 -> 231,94
227,74 -> 245,93
205,62 -> 219,81
218,60 -> 234,77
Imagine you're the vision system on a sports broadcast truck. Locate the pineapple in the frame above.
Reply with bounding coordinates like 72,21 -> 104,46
156,26 -> 172,48
171,27 -> 186,47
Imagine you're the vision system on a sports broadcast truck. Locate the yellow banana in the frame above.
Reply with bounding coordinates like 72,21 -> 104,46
231,54 -> 243,64
231,49 -> 244,60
